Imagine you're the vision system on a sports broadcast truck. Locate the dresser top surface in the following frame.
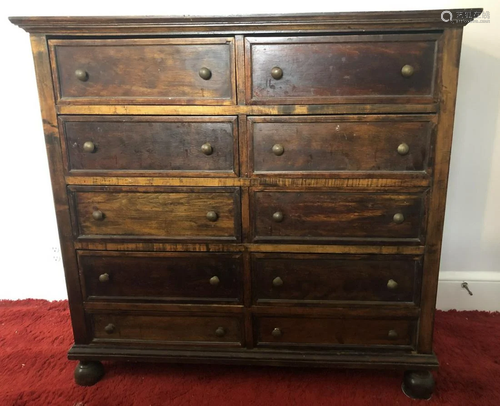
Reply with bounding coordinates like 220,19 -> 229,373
10,8 -> 482,34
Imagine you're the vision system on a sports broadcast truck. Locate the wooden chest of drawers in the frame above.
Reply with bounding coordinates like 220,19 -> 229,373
11,8 -> 481,399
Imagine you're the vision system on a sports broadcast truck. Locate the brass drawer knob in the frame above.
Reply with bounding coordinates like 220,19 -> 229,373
92,210 -> 104,221
272,144 -> 284,156
387,279 -> 398,290
401,64 -> 415,78
98,273 -> 110,283
206,211 -> 218,222
199,67 -> 212,80
397,143 -> 410,155
272,328 -> 282,338
215,327 -> 225,337
104,324 -> 115,334
83,141 -> 96,153
273,211 -> 284,223
201,143 -> 213,155
272,277 -> 283,287
210,276 -> 220,286
271,67 -> 283,80
75,69 -> 89,81
393,213 -> 405,224
388,329 -> 398,340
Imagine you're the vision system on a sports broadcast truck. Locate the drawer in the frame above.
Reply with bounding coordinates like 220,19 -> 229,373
249,115 -> 435,176
245,34 -> 439,104
92,313 -> 243,346
255,316 -> 415,348
252,254 -> 421,305
60,116 -> 238,177
78,251 -> 243,304
49,38 -> 235,105
251,190 -> 426,243
69,186 -> 241,242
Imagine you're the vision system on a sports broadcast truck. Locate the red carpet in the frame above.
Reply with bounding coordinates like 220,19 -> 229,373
0,300 -> 498,406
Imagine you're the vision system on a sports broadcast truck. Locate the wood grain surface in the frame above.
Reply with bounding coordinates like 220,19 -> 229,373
49,38 -> 236,105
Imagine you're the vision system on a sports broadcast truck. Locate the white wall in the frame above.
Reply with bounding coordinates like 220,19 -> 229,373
0,0 -> 498,310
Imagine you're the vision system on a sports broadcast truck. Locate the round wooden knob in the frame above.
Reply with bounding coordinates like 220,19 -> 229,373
199,67 -> 212,80
92,210 -> 104,221
401,64 -> 415,78
388,329 -> 398,340
201,143 -> 213,155
272,277 -> 283,287
75,69 -> 89,81
272,328 -> 282,338
387,279 -> 398,290
83,141 -> 95,153
215,327 -> 225,337
397,143 -> 410,155
393,213 -> 405,224
99,273 -> 110,283
210,276 -> 220,286
271,67 -> 283,80
273,211 -> 284,223
104,324 -> 115,334
272,144 -> 284,156
206,211 -> 218,222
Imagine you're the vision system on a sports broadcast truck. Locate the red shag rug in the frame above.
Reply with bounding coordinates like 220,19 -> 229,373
0,300 -> 499,406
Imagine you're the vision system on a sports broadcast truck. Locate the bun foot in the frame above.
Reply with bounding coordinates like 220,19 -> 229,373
402,370 -> 435,400
74,361 -> 105,386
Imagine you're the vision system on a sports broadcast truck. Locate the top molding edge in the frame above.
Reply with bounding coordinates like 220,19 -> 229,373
9,9 -> 483,35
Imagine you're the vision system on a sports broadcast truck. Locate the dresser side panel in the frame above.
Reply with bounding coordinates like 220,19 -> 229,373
29,34 -> 88,343
418,28 -> 464,353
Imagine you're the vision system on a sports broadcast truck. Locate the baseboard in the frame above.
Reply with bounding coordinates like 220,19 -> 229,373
437,272 -> 500,311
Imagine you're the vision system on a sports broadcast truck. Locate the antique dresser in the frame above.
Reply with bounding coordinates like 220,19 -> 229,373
11,9 -> 481,399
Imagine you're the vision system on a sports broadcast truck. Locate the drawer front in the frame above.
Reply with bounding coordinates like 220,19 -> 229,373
70,187 -> 240,241
78,251 -> 243,304
60,116 -> 238,176
249,116 -> 434,176
246,34 -> 439,104
251,190 -> 426,243
255,316 -> 415,348
92,313 -> 243,346
50,38 -> 235,105
252,254 -> 420,305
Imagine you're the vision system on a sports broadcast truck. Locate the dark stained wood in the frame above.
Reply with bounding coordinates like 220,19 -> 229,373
78,251 -> 243,304
252,254 -> 421,305
74,361 -> 104,386
402,370 -> 435,400
418,29 -> 464,353
69,186 -> 241,242
11,11 -> 477,394
68,344 -> 439,370
252,304 -> 420,318
49,38 -> 236,105
60,116 -> 238,177
255,316 -> 415,347
251,190 -> 427,243
92,313 -> 243,346
83,301 -> 419,318
235,35 -> 246,105
29,35 -> 89,344
10,9 -> 482,34
249,115 -> 435,176
246,34 -> 439,105
85,302 -> 244,314
84,302 -> 420,319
